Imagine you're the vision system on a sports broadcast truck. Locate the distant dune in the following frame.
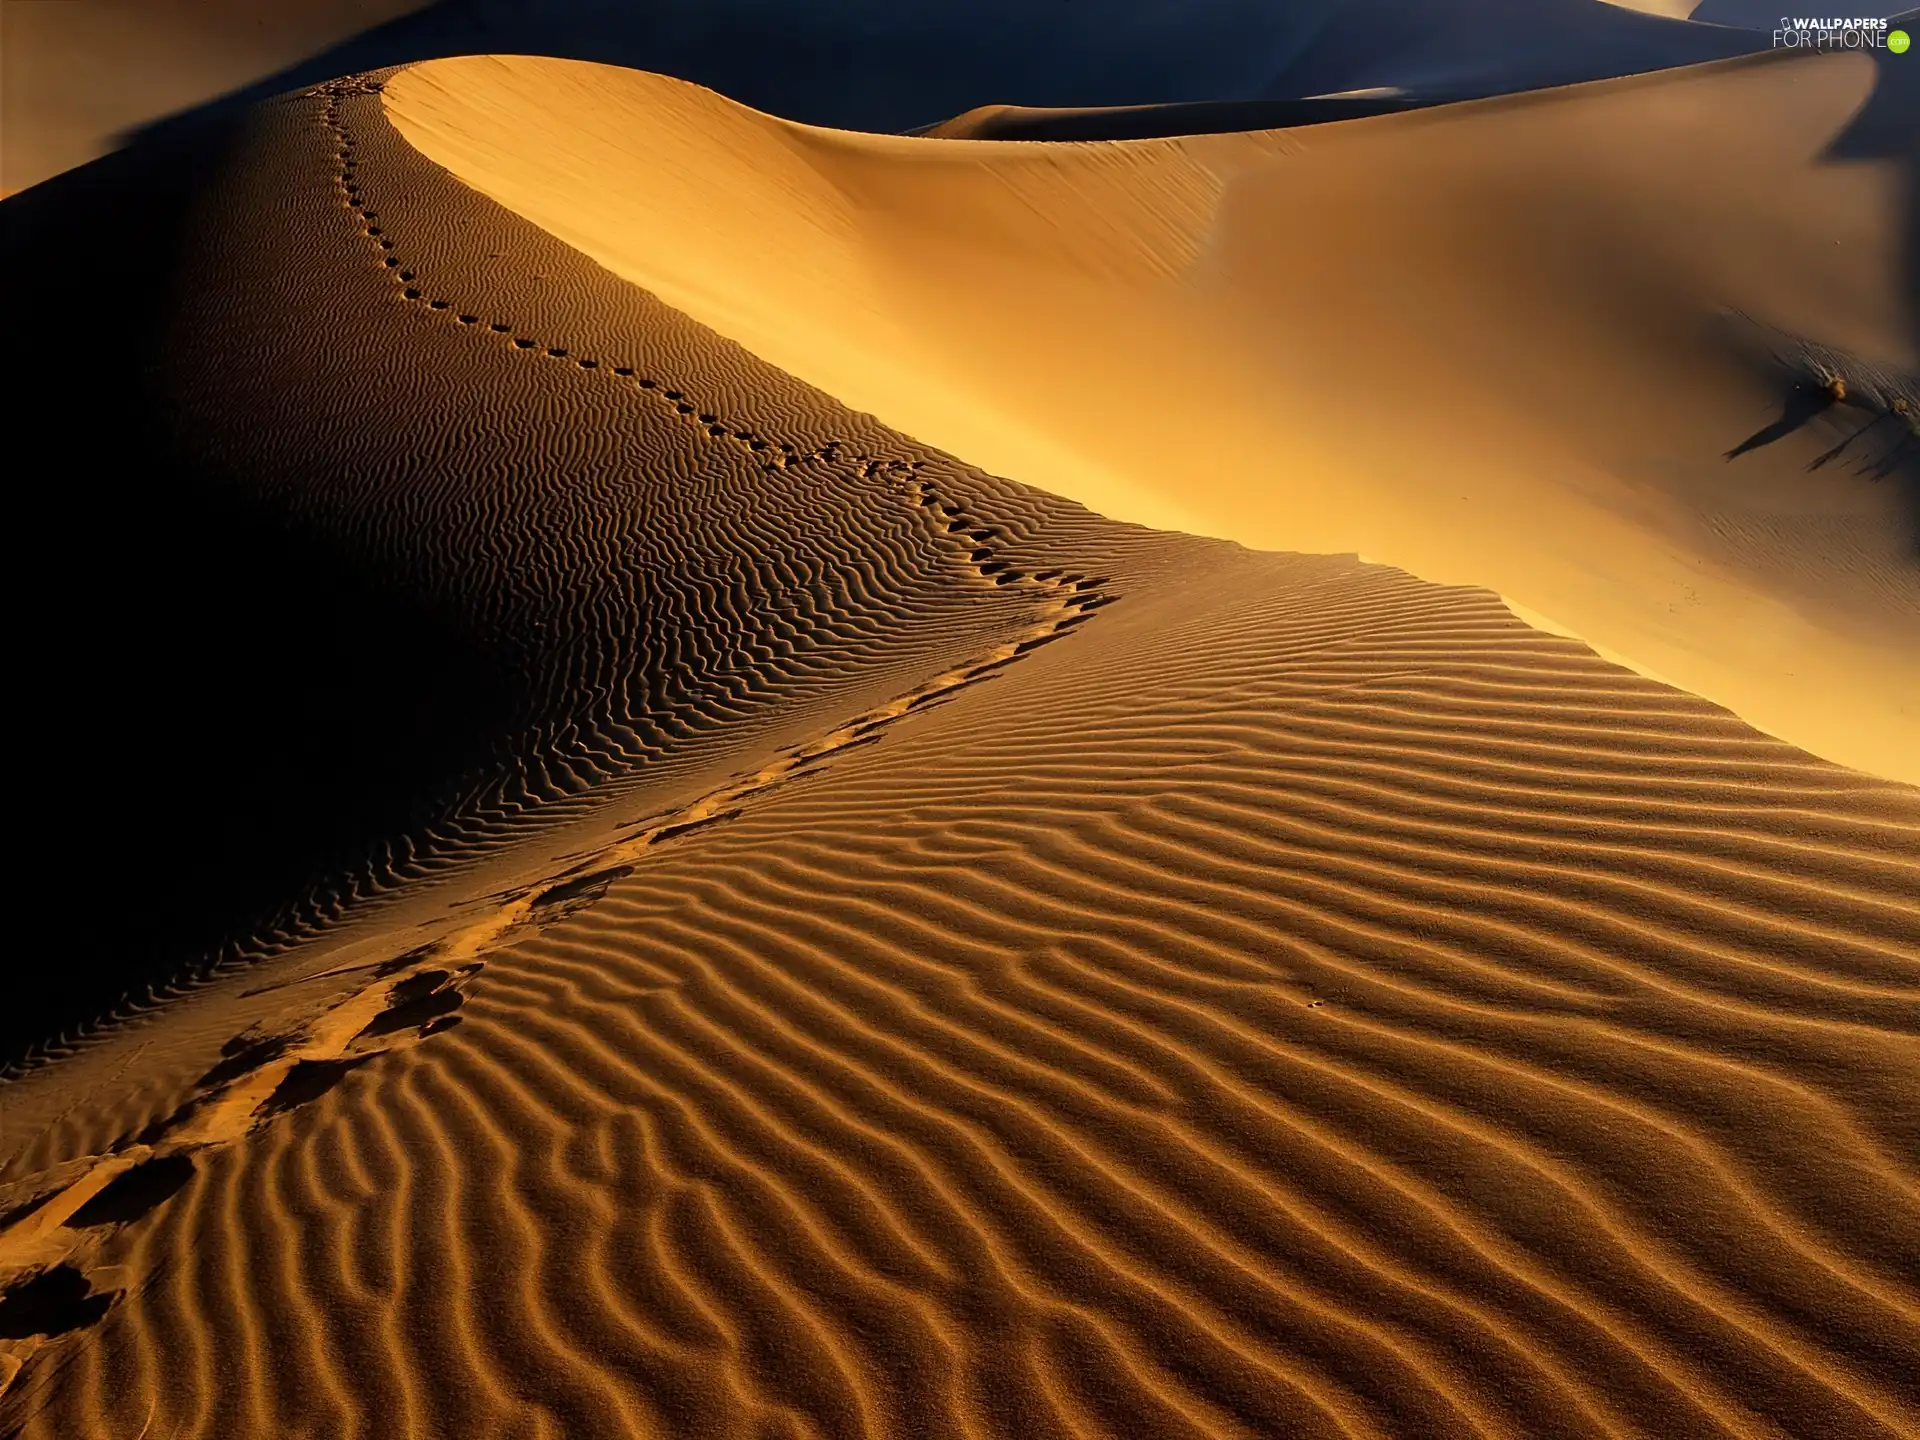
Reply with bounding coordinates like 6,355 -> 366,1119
2,14 -> 1916,1440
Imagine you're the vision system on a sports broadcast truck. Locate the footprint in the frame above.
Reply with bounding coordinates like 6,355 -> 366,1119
195,1031 -> 293,1089
0,1265 -> 113,1341
66,1154 -> 195,1229
253,1057 -> 374,1120
352,967 -> 475,1042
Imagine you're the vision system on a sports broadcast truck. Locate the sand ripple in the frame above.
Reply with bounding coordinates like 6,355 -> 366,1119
2,63 -> 1914,1440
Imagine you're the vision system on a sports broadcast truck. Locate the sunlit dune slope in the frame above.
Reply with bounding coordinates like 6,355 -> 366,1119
0,73 -> 1041,1065
3,64 -> 1917,1440
387,50 -> 1919,783
6,491 -> 1918,1440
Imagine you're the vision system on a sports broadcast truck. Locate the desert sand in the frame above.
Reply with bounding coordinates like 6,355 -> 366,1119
1,6 -> 1916,1439
4,0 -> 1770,195
0,0 -> 434,195
383,47 -> 1920,784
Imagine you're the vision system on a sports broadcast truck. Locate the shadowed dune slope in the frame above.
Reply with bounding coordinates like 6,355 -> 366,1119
386,49 -> 1920,784
4,510 -> 1916,1439
0,61 -> 1916,1440
0,73 -> 1050,1066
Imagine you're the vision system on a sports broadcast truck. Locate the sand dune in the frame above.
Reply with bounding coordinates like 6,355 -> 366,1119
0,0 -> 434,194
914,94 -> 1420,142
1,71 -> 1039,1064
5,470 -> 1917,1436
3,27 -> 1917,1440
6,0 -> 1769,195
385,49 -> 1919,784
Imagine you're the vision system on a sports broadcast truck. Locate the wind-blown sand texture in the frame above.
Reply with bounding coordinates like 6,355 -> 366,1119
2,27 -> 1917,1440
383,48 -> 1920,784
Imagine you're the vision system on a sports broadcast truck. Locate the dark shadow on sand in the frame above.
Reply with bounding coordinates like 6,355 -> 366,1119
67,1154 -> 197,1229
0,1267 -> 113,1342
1821,16 -> 1920,549
1,118 -> 520,1067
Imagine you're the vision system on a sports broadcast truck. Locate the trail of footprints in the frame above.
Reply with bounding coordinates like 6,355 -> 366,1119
0,534 -> 1112,1386
305,70 -> 1123,861
306,71 -> 1119,865
316,79 -> 1008,500
0,75 -> 1121,1391
8,75 -> 1111,1071
0,960 -> 481,1396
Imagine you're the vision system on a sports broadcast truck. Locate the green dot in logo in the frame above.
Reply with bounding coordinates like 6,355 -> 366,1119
1890,28 -> 1912,53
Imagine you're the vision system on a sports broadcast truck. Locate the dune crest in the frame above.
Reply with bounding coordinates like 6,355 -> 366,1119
5,0 -> 1768,194
7,513 -> 1918,1439
386,51 -> 1919,783
3,55 -> 1917,1439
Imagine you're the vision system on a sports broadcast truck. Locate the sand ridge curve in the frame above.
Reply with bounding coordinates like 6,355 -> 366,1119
7,61 -> 1121,1068
6,0 -> 1775,196
384,49 -> 1920,783
0,47 -> 1915,1440
0,467 -> 1117,1411
8,536 -> 1914,1439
